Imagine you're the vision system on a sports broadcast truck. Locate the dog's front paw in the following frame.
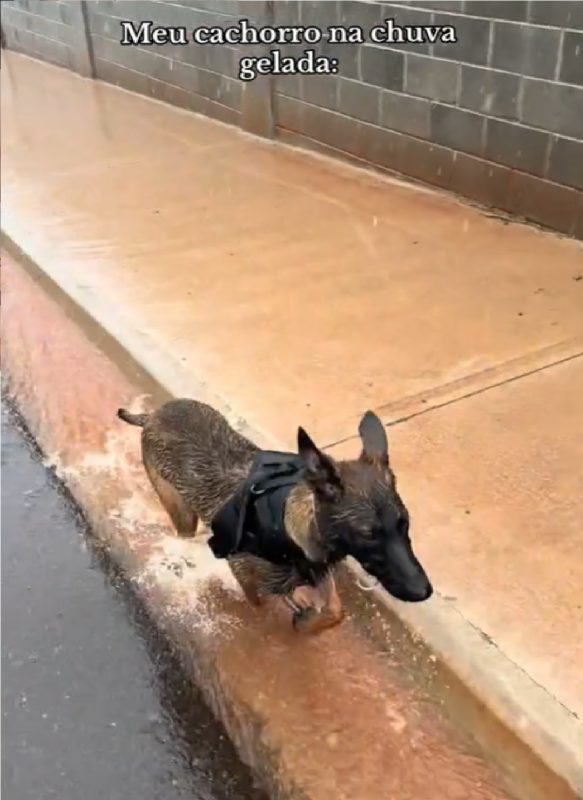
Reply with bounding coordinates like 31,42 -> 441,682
292,606 -> 344,635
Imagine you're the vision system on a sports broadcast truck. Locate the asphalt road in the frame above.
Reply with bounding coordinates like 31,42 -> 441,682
1,398 -> 266,800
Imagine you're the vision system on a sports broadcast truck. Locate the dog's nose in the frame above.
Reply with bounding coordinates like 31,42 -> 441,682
380,574 -> 433,602
417,581 -> 433,601
406,576 -> 433,602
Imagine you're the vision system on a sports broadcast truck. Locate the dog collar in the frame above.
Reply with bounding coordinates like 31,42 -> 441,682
208,450 -> 307,563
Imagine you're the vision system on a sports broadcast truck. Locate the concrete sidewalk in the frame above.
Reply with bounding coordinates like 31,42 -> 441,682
2,52 -> 583,798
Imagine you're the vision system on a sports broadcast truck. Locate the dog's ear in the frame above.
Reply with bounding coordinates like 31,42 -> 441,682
358,410 -> 389,468
297,427 -> 343,502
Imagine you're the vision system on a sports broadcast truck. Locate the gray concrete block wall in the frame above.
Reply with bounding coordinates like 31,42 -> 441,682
1,0 -> 81,71
274,0 -> 583,237
85,0 -> 243,124
1,1 -> 581,238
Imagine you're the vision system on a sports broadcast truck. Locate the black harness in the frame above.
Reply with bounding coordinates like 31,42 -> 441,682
209,450 -> 309,566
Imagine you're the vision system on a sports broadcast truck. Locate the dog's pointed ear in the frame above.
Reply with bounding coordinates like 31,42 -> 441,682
359,410 -> 389,468
297,427 -> 343,502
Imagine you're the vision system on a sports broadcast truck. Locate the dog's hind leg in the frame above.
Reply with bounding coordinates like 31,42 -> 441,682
144,459 -> 198,537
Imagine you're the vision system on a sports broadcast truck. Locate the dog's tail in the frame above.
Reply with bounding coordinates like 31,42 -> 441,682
117,408 -> 149,427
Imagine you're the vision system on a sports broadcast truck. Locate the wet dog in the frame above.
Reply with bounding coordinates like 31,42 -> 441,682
118,399 -> 432,634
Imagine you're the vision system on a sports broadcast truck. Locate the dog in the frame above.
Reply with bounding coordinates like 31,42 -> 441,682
118,399 -> 432,634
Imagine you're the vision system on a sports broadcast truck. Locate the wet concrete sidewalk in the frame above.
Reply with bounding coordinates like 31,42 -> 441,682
1,47 -> 582,752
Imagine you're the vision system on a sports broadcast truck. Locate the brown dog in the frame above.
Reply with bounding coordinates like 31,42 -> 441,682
118,399 -> 432,634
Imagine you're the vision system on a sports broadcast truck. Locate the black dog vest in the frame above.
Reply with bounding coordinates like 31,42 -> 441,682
209,450 -> 309,566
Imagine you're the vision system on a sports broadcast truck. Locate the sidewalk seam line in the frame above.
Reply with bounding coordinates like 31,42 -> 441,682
323,349 -> 583,450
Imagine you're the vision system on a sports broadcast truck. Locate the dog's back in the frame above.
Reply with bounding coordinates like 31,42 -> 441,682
118,399 -> 257,525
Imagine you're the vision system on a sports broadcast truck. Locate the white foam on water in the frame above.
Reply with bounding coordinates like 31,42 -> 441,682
55,404 -> 149,484
109,491 -> 168,530
42,450 -> 65,474
145,534 -> 241,594
135,534 -> 243,636
384,702 -> 408,735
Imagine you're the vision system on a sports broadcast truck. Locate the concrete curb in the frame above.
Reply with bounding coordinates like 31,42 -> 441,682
2,234 -> 582,800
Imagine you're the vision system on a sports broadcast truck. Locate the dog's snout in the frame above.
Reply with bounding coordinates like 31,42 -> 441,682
380,572 -> 433,603
408,576 -> 433,602
367,537 -> 433,603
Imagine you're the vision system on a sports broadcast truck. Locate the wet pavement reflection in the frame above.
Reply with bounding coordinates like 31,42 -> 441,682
1,397 -> 266,800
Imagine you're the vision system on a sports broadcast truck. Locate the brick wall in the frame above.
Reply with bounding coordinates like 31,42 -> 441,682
1,1 -> 581,238
1,0 -> 85,72
275,1 -> 582,237
86,0 -> 243,125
